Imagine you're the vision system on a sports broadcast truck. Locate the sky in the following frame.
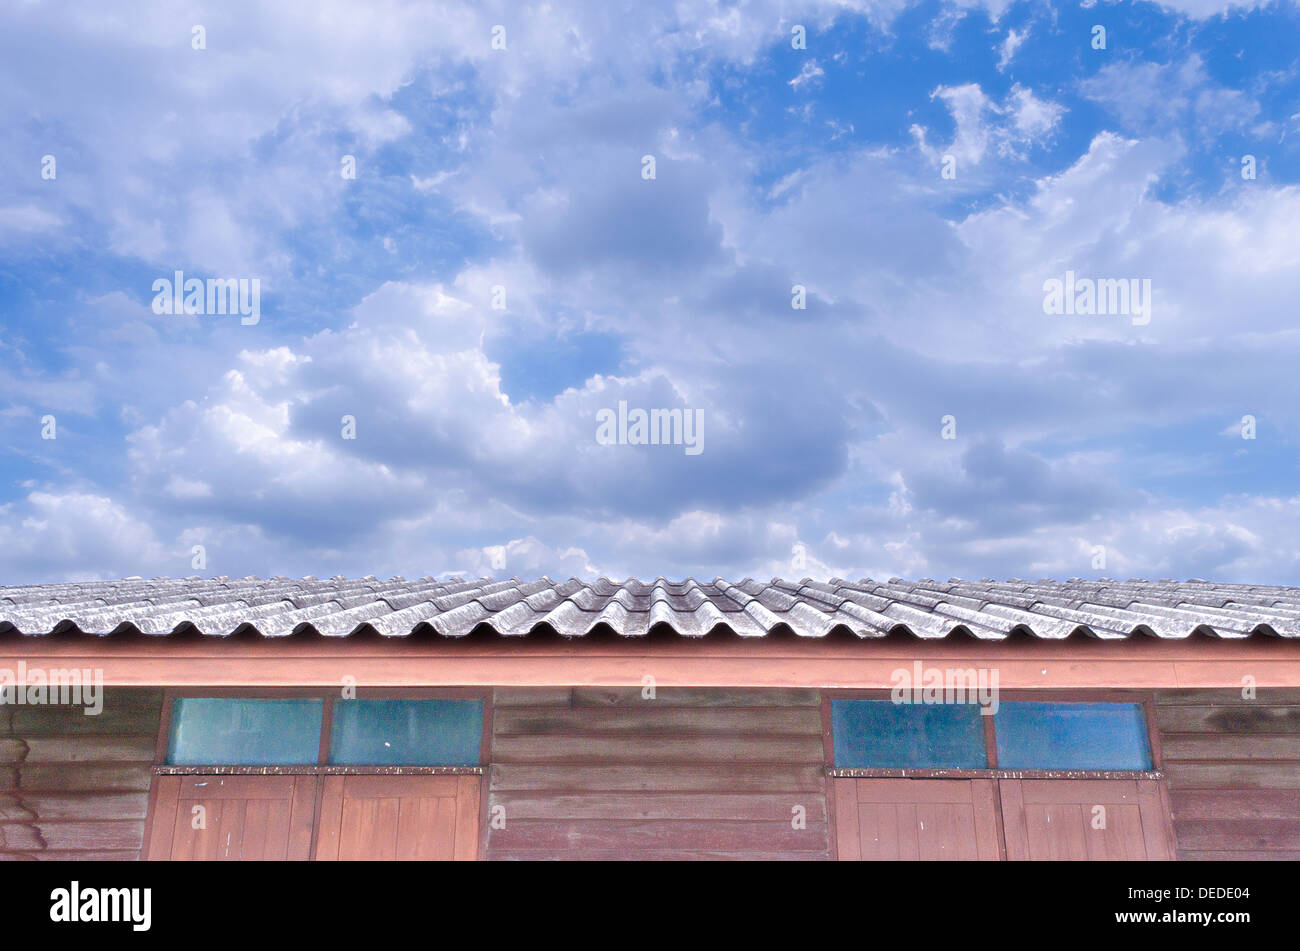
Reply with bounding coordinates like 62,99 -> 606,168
1,0 -> 1299,584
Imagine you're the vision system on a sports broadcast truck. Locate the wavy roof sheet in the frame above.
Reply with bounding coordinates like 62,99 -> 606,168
2,576 -> 1300,641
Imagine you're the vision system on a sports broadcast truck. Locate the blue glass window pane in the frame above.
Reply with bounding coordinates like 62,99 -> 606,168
831,700 -> 988,769
995,702 -> 1153,770
329,699 -> 483,766
167,698 -> 323,765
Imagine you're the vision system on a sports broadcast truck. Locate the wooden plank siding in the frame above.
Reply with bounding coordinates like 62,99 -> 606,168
1155,689 -> 1300,860
314,774 -> 479,860
485,687 -> 831,860
3,683 -> 1299,861
835,778 -> 1003,860
999,778 -> 1173,860
0,688 -> 162,860
146,774 -> 316,860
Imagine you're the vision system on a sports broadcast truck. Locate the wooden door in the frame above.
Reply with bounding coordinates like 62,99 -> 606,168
146,775 -> 315,860
834,778 -> 1002,860
314,775 -> 480,860
999,779 -> 1174,860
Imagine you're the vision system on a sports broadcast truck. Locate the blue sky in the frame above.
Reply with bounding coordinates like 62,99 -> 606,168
2,0 -> 1299,583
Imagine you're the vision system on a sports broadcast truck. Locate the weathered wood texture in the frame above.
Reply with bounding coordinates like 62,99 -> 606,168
999,778 -> 1173,860
1156,689 -> 1300,860
834,778 -> 1002,861
146,774 -> 316,860
0,688 -> 162,860
315,774 -> 479,860
486,687 -> 830,860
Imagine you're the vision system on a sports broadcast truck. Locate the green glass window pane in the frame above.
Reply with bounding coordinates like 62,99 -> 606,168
995,701 -> 1153,770
831,699 -> 988,769
329,699 -> 483,766
167,698 -> 323,765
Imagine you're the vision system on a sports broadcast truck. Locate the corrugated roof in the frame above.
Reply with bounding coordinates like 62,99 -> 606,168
2,576 -> 1299,641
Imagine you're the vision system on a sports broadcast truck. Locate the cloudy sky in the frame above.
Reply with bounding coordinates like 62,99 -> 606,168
2,0 -> 1298,584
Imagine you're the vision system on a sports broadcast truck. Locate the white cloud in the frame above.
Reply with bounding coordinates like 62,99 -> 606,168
789,59 -> 826,90
996,27 -> 1026,72
0,492 -> 169,581
456,536 -> 598,579
1151,0 -> 1269,16
0,204 -> 62,236
1080,55 -> 1263,140
927,7 -> 967,52
912,82 -> 1065,171
1004,84 -> 1066,147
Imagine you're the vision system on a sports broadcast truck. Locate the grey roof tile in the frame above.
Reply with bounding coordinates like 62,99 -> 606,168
1,576 -> 1298,641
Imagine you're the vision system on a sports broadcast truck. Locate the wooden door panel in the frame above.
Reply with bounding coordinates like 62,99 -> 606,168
146,775 -> 314,860
315,774 -> 479,860
1000,779 -> 1173,861
834,778 -> 1001,861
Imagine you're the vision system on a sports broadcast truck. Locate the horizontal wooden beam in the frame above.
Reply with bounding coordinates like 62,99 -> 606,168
1,635 -> 1297,688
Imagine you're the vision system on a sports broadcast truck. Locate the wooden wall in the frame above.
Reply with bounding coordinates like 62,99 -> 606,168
1156,688 -> 1300,860
485,687 -> 830,860
0,688 -> 161,860
5,684 -> 1299,861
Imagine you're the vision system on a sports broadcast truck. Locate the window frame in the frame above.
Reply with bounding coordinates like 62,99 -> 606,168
145,688 -> 492,863
820,688 -> 1165,781
152,687 -> 492,775
165,696 -> 328,767
829,695 -> 992,771
992,698 -> 1156,772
